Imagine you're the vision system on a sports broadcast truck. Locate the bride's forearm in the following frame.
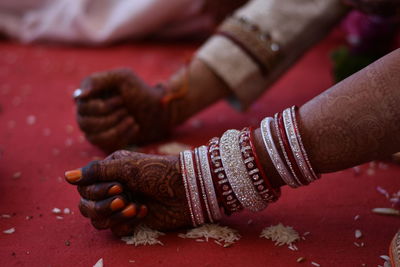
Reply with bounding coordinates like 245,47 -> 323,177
252,49 -> 400,187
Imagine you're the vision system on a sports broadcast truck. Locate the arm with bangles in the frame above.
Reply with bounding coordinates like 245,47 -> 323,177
65,49 -> 400,236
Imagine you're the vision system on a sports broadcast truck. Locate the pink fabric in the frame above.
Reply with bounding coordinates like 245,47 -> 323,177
0,0 -> 212,44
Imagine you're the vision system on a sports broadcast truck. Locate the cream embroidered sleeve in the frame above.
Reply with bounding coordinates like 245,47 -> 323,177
196,0 -> 347,110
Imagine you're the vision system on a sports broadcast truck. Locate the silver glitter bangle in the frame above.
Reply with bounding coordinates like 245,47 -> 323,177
198,145 -> 222,221
290,106 -> 320,181
194,147 -> 213,223
182,150 -> 205,226
260,117 -> 299,188
283,108 -> 314,183
274,113 -> 304,187
179,152 -> 196,226
219,130 -> 267,212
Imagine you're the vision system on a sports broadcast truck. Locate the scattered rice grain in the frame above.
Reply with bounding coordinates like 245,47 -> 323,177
372,208 -> 400,216
311,262 -> 320,266
377,186 -> 390,198
260,223 -> 300,246
122,225 -> 165,246
56,216 -> 63,220
354,242 -> 360,247
93,258 -> 103,267
1,214 -> 11,218
179,224 -> 240,247
354,215 -> 360,221
355,229 -> 362,239
52,208 -> 61,214
297,257 -> 305,263
13,172 -> 21,179
63,208 -> 71,214
214,240 -> 222,246
3,228 -> 15,234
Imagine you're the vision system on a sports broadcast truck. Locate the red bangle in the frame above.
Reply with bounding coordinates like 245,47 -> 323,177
192,150 -> 210,223
208,137 -> 243,215
277,112 -> 310,186
247,127 -> 281,201
239,128 -> 280,202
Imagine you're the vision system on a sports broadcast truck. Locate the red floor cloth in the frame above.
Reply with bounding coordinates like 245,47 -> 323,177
0,30 -> 399,267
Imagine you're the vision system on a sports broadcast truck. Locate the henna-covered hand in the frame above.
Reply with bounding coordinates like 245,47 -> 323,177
65,150 -> 192,236
75,69 -> 171,152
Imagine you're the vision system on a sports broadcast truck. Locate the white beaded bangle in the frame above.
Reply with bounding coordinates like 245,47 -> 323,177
260,117 -> 299,188
219,130 -> 267,212
179,152 -> 196,226
182,150 -> 205,226
283,108 -> 314,183
198,145 -> 222,221
273,113 -> 304,187
194,147 -> 214,223
290,106 -> 320,181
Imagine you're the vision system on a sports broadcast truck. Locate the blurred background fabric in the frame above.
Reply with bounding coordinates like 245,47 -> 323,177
0,0 -> 216,44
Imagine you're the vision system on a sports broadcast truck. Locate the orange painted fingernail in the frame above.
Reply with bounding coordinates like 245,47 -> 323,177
64,169 -> 82,183
122,204 -> 137,217
110,198 -> 125,211
137,205 -> 148,218
108,185 -> 122,196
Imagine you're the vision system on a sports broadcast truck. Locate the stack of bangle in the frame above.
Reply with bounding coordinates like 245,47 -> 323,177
180,105 -> 317,226
216,16 -> 280,76
260,105 -> 320,188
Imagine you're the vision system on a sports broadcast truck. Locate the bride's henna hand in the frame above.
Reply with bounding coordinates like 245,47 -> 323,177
65,150 -> 192,236
75,69 -> 171,152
